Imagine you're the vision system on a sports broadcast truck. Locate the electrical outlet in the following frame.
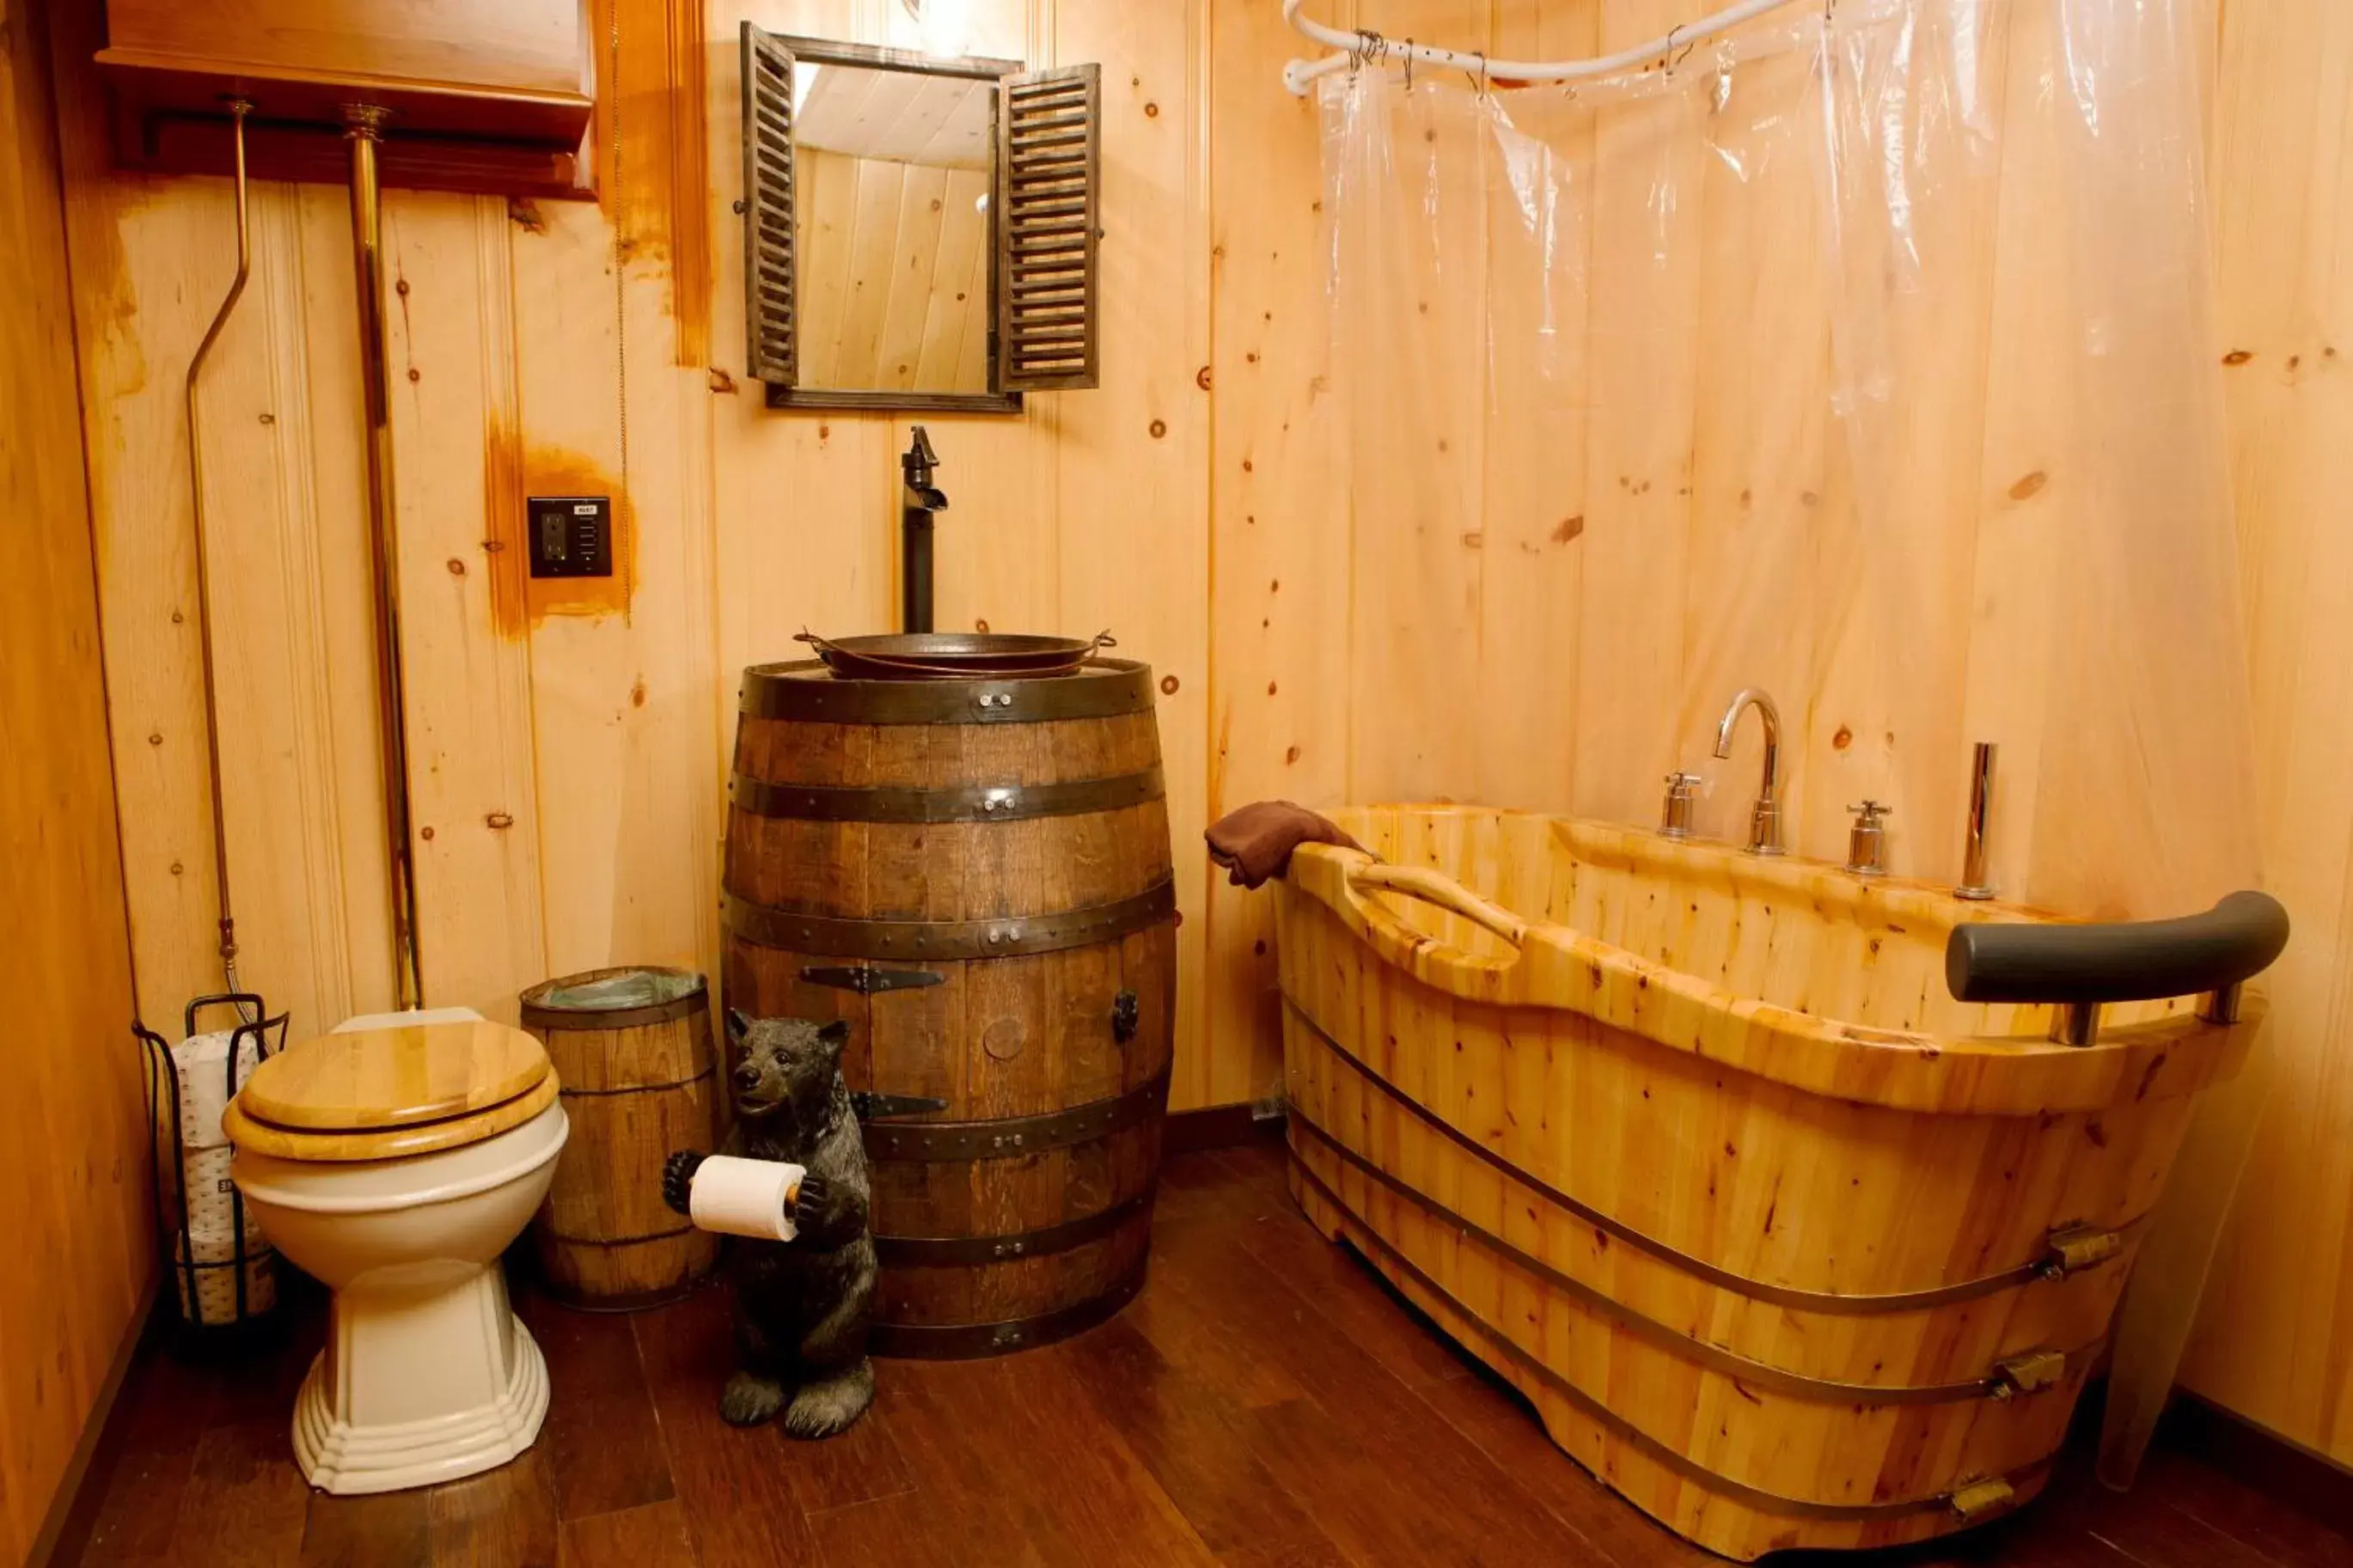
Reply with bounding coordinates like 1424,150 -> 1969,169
528,496 -> 611,578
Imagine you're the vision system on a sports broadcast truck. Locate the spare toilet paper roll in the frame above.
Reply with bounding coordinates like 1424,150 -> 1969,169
688,1156 -> 807,1242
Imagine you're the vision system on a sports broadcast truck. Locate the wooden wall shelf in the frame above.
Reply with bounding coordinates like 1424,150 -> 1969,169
97,0 -> 596,198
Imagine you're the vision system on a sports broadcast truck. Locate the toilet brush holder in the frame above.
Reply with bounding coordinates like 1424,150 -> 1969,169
135,992 -> 289,1329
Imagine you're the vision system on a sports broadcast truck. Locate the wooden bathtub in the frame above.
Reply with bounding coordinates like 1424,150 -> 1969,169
1269,805 -> 2264,1559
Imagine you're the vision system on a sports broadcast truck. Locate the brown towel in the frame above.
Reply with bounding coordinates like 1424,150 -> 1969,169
1206,801 -> 1365,889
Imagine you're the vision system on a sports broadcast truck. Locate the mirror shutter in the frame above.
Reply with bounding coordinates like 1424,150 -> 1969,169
996,64 -> 1101,392
741,23 -> 798,387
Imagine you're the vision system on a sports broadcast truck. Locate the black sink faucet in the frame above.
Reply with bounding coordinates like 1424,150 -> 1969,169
901,426 -> 948,634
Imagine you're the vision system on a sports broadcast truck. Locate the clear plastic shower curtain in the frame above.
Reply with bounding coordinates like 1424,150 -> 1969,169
1318,0 -> 2261,1487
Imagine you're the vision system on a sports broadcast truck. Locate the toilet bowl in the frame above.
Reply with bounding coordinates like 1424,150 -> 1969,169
224,1012 -> 568,1495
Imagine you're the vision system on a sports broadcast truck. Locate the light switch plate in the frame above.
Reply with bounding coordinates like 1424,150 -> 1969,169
528,495 -> 611,578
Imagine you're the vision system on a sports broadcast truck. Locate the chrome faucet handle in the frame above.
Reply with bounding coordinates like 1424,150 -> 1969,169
1846,800 -> 1892,877
1659,772 -> 1702,839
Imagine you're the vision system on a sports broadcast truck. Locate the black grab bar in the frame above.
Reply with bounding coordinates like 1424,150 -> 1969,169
1945,890 -> 2289,1045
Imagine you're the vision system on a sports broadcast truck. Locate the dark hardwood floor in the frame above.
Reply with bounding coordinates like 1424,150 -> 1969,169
54,1138 -> 2353,1567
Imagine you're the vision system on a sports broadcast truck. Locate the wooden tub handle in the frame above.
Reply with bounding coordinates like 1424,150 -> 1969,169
1347,862 -> 1528,949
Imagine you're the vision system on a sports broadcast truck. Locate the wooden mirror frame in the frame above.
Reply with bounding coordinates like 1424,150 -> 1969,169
756,36 -> 1026,415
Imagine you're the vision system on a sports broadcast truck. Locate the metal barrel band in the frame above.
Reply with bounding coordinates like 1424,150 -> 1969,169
520,968 -> 708,1031
862,1068 -> 1170,1162
730,765 -> 1164,824
739,657 -> 1156,724
541,1221 -> 700,1248
1287,1113 -> 2101,1407
729,879 -> 1177,961
554,1065 -> 717,1100
1289,1160 -> 2052,1525
869,1256 -> 1150,1360
1284,995 -> 2148,1315
872,1186 -> 1155,1266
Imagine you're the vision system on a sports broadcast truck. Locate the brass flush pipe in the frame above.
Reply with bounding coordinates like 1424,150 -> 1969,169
343,103 -> 425,1010
185,99 -> 254,992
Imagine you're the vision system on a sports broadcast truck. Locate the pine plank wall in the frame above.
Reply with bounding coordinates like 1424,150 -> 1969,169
24,0 -> 2353,1505
2,0 -> 146,1559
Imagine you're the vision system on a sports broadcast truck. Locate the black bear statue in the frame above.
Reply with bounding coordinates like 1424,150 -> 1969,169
663,1010 -> 877,1437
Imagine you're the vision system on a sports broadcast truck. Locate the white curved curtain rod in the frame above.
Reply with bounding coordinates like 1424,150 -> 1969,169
1280,0 -> 1811,95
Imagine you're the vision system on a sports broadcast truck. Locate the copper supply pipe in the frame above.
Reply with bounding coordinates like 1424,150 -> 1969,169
184,99 -> 255,993
343,104 -> 426,1010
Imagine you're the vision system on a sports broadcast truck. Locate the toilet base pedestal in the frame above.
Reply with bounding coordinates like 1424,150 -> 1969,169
292,1260 -> 549,1495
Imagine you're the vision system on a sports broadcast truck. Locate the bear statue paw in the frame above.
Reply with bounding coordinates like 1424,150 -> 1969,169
719,1370 -> 786,1427
662,1150 -> 706,1217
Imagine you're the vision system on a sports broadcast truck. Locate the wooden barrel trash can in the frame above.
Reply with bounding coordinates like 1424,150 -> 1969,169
724,656 -> 1176,1358
523,966 -> 723,1309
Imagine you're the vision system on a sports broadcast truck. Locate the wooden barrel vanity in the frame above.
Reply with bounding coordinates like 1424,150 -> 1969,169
722,657 -> 1176,1358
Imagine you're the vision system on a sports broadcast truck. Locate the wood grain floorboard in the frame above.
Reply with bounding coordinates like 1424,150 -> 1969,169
425,1449 -> 561,1568
60,1332 -> 225,1565
300,1488 -> 432,1568
55,1145 -> 2353,1568
170,1417 -> 313,1565
518,1292 -> 675,1522
630,1284 -> 821,1568
557,1498 -> 699,1567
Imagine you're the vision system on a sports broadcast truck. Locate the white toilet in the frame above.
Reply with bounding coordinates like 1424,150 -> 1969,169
223,1010 -> 569,1495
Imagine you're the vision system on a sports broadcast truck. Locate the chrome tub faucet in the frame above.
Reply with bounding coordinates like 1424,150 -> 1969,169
1714,687 -> 1785,856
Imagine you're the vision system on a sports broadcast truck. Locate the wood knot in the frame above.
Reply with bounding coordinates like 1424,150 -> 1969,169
2222,350 -> 2254,366
419,826 -> 436,841
2008,470 -> 2048,502
446,558 -> 467,576
1149,418 -> 1168,439
485,811 -> 514,830
1159,674 -> 1180,695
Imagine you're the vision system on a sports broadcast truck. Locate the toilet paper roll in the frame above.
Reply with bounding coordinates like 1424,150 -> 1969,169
688,1156 -> 807,1242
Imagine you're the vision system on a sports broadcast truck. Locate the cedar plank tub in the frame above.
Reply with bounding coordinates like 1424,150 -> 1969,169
1269,804 -> 2282,1559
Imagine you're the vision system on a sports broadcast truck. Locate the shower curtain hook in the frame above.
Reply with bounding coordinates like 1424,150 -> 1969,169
1662,23 -> 1694,76
1403,39 -> 1414,92
1472,52 -> 1491,100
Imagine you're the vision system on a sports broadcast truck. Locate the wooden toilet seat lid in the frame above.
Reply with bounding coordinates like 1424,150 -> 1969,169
226,1020 -> 556,1160
223,1072 -> 560,1162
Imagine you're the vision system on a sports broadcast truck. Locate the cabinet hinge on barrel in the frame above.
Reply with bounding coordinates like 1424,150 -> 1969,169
799,964 -> 944,995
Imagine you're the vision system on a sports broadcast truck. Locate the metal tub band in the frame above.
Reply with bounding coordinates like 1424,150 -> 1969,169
1285,996 -> 2146,1314
1291,1159 -> 2050,1526
1287,1112 -> 2100,1406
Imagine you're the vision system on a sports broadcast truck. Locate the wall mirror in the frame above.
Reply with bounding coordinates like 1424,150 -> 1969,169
740,26 -> 1102,412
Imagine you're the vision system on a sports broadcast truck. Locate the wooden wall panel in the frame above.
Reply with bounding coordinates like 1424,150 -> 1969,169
1203,0 -> 1354,1110
2175,0 -> 2353,1462
0,0 -> 147,1559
